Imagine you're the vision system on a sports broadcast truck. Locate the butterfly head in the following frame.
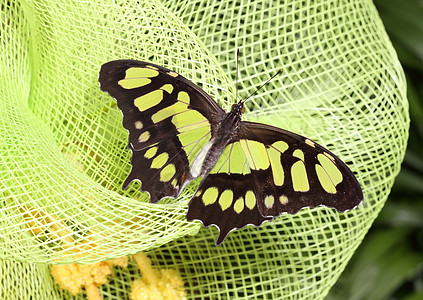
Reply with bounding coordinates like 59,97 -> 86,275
231,102 -> 245,116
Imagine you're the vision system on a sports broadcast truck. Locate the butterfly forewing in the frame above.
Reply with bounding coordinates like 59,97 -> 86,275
99,60 -> 224,202
238,121 -> 363,216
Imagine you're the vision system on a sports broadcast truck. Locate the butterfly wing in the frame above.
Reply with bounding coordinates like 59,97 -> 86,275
238,121 -> 363,216
186,140 -> 272,245
188,120 -> 363,244
99,60 -> 225,202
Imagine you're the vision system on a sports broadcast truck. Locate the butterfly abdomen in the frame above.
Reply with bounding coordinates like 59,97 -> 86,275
198,138 -> 229,177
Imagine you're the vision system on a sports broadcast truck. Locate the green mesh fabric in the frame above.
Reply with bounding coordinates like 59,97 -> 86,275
0,0 -> 408,299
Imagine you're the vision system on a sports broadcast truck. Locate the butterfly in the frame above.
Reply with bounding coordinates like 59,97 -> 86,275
99,60 -> 363,245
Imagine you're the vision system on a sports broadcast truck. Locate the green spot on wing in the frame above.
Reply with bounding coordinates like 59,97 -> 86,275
126,67 -> 159,78
264,195 -> 275,208
291,160 -> 309,192
268,146 -> 284,186
134,90 -> 163,112
177,91 -> 190,103
240,140 -> 270,170
293,149 -> 305,161
160,84 -> 174,94
317,153 -> 343,185
151,101 -> 186,123
119,77 -> 151,89
234,197 -> 244,214
144,147 -> 158,159
151,152 -> 169,169
219,189 -> 233,211
118,67 -> 159,89
245,190 -> 256,210
173,110 -> 209,132
202,187 -> 219,205
315,164 -> 337,193
160,164 -> 176,182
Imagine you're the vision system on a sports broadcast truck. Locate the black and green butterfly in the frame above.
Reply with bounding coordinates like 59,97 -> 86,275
99,60 -> 363,245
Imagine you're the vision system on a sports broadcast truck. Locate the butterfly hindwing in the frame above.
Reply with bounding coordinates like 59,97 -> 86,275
99,60 -> 225,202
187,141 -> 272,245
123,136 -> 188,202
238,121 -> 363,216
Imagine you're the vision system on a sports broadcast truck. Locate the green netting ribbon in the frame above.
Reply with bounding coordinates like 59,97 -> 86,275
0,0 -> 408,299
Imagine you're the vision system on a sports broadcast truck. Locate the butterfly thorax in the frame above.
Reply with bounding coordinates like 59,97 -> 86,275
190,103 -> 244,179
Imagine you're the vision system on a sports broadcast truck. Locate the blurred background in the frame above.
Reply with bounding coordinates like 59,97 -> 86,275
327,1 -> 423,299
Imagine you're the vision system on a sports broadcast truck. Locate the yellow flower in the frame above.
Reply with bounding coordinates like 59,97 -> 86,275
130,252 -> 187,300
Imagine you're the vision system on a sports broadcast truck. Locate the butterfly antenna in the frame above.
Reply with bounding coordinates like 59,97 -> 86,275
235,48 -> 240,103
240,69 -> 283,105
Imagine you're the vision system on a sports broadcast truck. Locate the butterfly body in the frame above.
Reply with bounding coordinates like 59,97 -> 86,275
99,60 -> 363,245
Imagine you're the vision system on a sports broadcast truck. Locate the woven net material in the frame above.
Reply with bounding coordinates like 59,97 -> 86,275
0,0 -> 408,299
